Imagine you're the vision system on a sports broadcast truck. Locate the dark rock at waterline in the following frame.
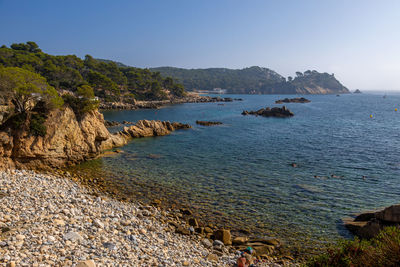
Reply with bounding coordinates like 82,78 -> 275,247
275,97 -> 310,104
344,204 -> 400,239
242,106 -> 294,118
354,89 -> 362,93
122,120 -> 135,125
104,120 -> 121,127
196,120 -> 223,126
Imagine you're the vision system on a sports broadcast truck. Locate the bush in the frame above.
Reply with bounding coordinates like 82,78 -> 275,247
63,94 -> 99,120
29,113 -> 46,136
307,226 -> 400,267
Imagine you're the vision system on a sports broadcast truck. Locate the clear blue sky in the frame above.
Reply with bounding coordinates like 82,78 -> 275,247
1,0 -> 399,90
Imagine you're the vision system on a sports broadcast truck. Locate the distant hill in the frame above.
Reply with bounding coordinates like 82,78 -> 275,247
151,66 -> 349,95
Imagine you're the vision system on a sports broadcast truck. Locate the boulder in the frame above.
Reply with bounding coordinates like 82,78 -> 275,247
376,204 -> 400,223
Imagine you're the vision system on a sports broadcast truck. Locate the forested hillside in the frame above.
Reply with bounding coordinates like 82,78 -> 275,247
152,66 -> 350,94
0,42 -> 186,103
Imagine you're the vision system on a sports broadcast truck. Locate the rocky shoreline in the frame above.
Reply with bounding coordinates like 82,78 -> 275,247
99,94 -> 241,110
0,169 -> 294,267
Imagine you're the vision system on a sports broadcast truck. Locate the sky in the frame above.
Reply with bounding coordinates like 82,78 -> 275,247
0,0 -> 399,91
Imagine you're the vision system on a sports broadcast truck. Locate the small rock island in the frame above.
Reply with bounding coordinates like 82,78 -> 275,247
242,106 -> 294,118
196,121 -> 223,126
275,97 -> 310,104
354,89 -> 362,93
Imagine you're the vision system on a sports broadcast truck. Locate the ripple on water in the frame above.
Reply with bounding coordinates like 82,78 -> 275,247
72,93 -> 400,255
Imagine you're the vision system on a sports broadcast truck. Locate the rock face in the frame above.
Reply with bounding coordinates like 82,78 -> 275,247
195,121 -> 223,126
242,106 -> 294,118
0,107 -> 191,169
275,97 -> 310,104
344,204 -> 400,239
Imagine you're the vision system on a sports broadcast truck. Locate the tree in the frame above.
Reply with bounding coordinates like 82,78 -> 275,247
295,71 -> 303,77
0,66 -> 63,113
287,76 -> 293,82
77,85 -> 95,99
10,41 -> 41,53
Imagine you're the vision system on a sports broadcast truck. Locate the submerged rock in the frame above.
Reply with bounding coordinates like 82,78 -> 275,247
242,106 -> 294,118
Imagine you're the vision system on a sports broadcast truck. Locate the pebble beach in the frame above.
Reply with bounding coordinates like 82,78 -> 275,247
0,169 -> 287,267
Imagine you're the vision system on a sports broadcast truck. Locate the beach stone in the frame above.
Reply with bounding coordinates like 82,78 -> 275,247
182,261 -> 190,266
16,234 -> 25,240
8,261 -> 16,267
76,260 -> 96,267
201,238 -> 212,248
206,253 -> 219,262
204,227 -> 213,233
103,242 -> 117,250
188,218 -> 198,227
64,231 -> 83,242
214,229 -> 232,245
232,236 -> 248,245
93,219 -> 104,229
53,219 -> 65,226
213,240 -> 224,247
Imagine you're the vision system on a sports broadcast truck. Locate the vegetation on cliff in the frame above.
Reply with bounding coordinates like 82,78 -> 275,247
0,42 -> 186,104
151,66 -> 349,94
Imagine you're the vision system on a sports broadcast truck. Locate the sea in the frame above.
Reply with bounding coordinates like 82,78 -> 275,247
72,92 -> 400,254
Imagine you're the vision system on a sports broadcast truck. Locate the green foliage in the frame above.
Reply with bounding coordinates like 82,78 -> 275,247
0,42 -> 186,102
77,85 -> 95,98
307,226 -> 400,267
29,113 -> 46,136
0,66 -> 63,113
11,41 -> 41,53
63,85 -> 99,120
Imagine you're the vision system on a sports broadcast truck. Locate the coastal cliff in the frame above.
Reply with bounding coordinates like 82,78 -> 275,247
0,107 -> 190,170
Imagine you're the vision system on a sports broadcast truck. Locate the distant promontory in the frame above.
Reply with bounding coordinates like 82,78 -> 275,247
151,66 -> 350,95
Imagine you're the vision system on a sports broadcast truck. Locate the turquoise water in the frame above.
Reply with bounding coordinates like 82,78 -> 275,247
82,93 -> 400,253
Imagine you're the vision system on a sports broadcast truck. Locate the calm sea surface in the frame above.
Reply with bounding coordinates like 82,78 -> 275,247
74,93 -> 400,253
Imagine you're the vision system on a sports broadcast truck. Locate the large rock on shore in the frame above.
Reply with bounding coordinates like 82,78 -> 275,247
242,106 -> 294,118
344,204 -> 400,239
0,108 -> 191,169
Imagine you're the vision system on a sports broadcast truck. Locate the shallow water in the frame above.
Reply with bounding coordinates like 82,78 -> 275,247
73,93 -> 400,253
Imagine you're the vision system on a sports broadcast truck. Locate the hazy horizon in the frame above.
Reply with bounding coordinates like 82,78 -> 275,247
1,0 -> 399,91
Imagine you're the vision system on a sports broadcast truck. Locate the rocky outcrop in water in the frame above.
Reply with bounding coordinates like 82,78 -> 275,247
0,108 -> 190,170
344,204 -> 400,239
113,120 -> 191,141
196,121 -> 223,126
242,106 -> 294,118
275,97 -> 310,104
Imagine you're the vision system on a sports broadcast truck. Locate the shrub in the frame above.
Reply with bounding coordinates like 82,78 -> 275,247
29,113 -> 46,136
307,226 -> 400,267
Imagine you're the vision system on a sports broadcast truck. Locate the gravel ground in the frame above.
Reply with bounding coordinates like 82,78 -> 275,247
0,169 -> 287,267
